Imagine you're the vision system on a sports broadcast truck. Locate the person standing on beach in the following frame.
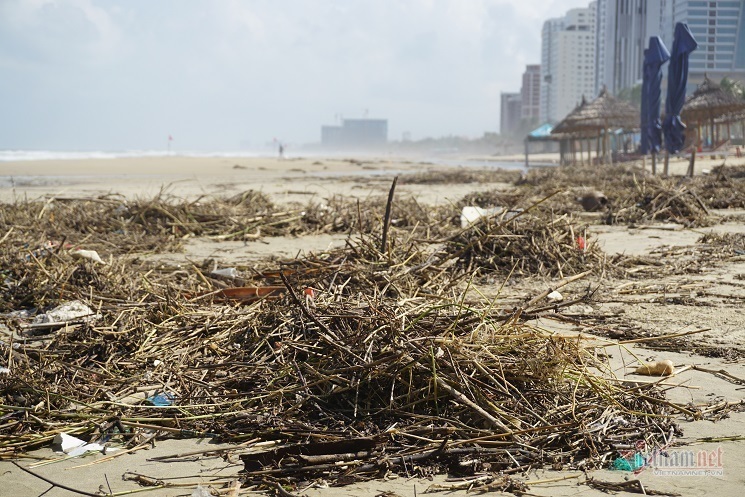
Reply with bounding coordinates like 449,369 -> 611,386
278,143 -> 284,159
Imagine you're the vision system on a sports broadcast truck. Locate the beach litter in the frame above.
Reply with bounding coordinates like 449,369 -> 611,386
0,214 -> 683,492
70,248 -> 106,264
577,190 -> 608,212
53,433 -> 117,458
31,301 -> 96,325
1,175 -> 743,494
210,267 -> 239,279
634,359 -> 675,376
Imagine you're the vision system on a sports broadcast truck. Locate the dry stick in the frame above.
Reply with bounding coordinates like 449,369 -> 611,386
526,473 -> 583,485
525,269 -> 593,308
264,480 -> 304,497
68,433 -> 159,469
226,480 -> 242,497
433,377 -> 513,435
11,460 -> 102,497
692,365 -> 745,385
148,437 -> 260,461
279,270 -> 361,361
0,226 -> 14,245
524,292 -> 597,316
596,328 -> 710,347
587,477 -> 680,496
380,175 -> 398,254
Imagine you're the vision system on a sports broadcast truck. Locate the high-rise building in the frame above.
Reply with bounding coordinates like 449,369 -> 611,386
594,1 -> 744,94
595,0 -> 669,94
540,3 -> 597,123
540,18 -> 564,123
673,0 -> 745,88
595,0 -> 611,96
500,92 -> 522,135
521,65 -> 542,123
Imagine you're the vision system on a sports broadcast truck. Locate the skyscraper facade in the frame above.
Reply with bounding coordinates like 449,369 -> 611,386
674,0 -> 745,87
595,0 -> 669,94
540,18 -> 565,123
540,3 -> 597,123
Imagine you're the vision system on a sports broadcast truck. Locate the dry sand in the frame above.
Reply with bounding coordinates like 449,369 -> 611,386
1,154 -> 508,206
2,153 -> 745,496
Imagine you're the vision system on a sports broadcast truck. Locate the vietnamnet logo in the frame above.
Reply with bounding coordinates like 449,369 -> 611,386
613,440 -> 724,477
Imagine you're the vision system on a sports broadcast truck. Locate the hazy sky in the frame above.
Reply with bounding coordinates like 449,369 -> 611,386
1,0 -> 592,151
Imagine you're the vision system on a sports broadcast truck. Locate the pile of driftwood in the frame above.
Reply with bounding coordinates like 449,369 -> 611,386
698,164 -> 745,209
445,211 -> 604,277
0,178 -> 728,492
1,238 -> 678,479
399,167 -> 522,186
510,163 -> 717,226
302,194 -> 454,238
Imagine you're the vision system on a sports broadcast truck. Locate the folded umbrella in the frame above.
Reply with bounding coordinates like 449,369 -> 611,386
663,23 -> 698,154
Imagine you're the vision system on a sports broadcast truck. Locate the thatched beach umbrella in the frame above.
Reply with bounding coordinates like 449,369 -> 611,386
552,88 -> 640,165
682,75 -> 745,154
551,97 -> 591,165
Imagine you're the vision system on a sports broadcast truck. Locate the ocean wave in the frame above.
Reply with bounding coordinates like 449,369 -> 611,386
0,150 -> 268,162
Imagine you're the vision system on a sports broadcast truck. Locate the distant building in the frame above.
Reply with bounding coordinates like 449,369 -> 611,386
540,3 -> 597,123
595,0 -> 669,95
594,0 -> 745,95
673,0 -> 745,89
540,18 -> 564,123
500,92 -> 522,135
321,118 -> 388,148
521,64 -> 541,123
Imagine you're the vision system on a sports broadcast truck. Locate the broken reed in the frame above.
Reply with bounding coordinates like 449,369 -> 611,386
1,222 -> 677,479
1,280 -> 678,474
0,189 -> 457,258
446,213 -> 605,277
509,163 -> 736,226
0,176 -> 715,481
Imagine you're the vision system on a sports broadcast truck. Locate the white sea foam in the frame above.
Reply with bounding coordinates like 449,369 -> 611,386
0,150 -> 268,162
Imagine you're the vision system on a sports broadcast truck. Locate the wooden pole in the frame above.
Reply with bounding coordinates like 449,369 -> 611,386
381,176 -> 398,254
572,139 -> 577,165
587,138 -> 591,164
579,137 -> 584,166
651,153 -> 657,175
663,150 -> 670,177
596,132 -> 601,161
688,147 -> 696,177
711,117 -> 717,147
524,139 -> 529,168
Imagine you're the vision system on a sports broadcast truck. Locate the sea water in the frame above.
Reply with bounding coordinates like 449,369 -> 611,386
0,150 -> 267,162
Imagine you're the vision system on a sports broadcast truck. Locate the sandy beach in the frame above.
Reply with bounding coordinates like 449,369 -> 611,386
2,150 -> 737,199
2,152 -> 745,496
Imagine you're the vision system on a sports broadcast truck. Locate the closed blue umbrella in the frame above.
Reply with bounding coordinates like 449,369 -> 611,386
663,23 -> 698,154
641,48 -> 650,155
644,37 -> 670,155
